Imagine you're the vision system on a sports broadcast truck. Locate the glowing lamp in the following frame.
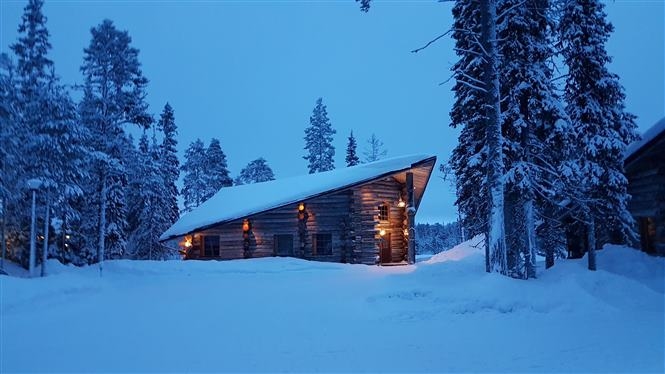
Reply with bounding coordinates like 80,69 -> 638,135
397,196 -> 406,208
242,219 -> 250,232
298,203 -> 305,212
379,229 -> 386,237
403,229 -> 409,236
65,235 -> 71,240
183,236 -> 193,248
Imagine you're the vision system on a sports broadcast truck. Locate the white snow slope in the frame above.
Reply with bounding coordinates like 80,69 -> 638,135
1,239 -> 663,373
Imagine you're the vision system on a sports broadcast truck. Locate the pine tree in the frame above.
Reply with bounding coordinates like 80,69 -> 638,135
363,133 -> 387,163
559,0 -> 638,270
235,158 -> 275,185
345,131 -> 360,167
157,103 -> 180,226
202,138 -> 232,201
80,19 -> 152,267
181,139 -> 207,212
303,98 -> 336,174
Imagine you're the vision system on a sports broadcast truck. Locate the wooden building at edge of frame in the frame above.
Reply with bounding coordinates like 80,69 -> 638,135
159,154 -> 437,265
625,117 -> 665,256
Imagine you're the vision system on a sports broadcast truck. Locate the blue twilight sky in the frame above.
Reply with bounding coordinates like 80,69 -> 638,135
1,0 -> 663,223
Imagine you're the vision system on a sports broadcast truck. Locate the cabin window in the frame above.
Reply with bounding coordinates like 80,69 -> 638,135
378,203 -> 389,221
312,233 -> 333,256
274,234 -> 294,256
203,235 -> 220,257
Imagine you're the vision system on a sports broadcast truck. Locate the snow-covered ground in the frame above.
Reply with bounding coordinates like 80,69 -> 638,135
1,239 -> 663,372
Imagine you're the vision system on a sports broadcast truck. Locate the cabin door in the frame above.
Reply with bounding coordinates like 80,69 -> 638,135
380,233 -> 392,264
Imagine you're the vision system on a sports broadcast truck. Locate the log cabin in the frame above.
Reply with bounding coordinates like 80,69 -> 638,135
624,117 -> 665,255
160,154 -> 437,265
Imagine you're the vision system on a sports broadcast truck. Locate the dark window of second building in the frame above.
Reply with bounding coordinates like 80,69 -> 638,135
274,234 -> 294,256
203,235 -> 220,257
313,233 -> 333,256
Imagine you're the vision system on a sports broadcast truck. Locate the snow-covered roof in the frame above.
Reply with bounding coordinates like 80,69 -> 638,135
160,154 -> 436,241
625,117 -> 665,163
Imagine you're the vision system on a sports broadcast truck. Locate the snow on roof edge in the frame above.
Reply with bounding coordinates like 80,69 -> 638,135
160,154 -> 437,241
625,117 -> 665,162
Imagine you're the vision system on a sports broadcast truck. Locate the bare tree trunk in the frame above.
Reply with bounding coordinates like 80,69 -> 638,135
40,192 -> 50,277
29,189 -> 37,277
1,196 -> 6,270
98,174 -> 107,277
524,197 -> 537,278
481,0 -> 507,274
587,217 -> 596,271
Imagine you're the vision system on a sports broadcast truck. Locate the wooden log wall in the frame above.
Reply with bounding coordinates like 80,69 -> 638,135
185,176 -> 410,264
190,190 -> 356,262
355,178 -> 407,264
626,134 -> 665,255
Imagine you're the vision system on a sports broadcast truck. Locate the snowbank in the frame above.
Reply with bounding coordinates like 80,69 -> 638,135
425,235 -> 484,264
1,240 -> 663,372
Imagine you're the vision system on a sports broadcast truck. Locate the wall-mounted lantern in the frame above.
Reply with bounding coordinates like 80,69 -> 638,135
397,194 -> 406,208
298,203 -> 307,221
379,229 -> 386,237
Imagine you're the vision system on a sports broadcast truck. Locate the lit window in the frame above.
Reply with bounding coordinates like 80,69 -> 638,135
378,203 -> 389,221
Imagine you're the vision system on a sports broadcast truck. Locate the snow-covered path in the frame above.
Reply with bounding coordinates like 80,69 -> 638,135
1,242 -> 663,372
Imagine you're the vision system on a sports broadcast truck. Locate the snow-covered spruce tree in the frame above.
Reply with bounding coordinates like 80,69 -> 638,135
479,0 -> 507,274
80,19 -> 152,266
9,0 -> 89,267
303,98 -> 336,173
129,131 -> 173,260
559,0 -> 638,270
5,0 -> 53,266
181,139 -> 207,212
0,54 -> 19,266
157,103 -> 180,226
449,0 -> 491,268
345,131 -> 360,167
498,0 -> 570,278
363,133 -> 387,163
202,138 -> 233,201
125,133 -> 145,255
234,158 -> 275,185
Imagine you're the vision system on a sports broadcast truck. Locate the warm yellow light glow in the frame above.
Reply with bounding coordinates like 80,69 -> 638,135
397,197 -> 406,208
183,236 -> 193,248
298,203 -> 305,212
403,229 -> 409,236
242,219 -> 250,232
379,229 -> 386,237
